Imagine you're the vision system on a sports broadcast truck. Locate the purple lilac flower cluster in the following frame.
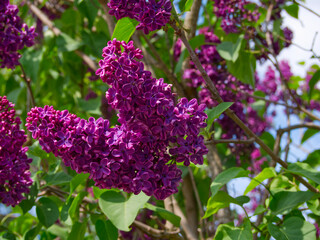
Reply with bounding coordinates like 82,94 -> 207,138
212,0 -> 260,33
108,0 -> 172,34
257,61 -> 320,112
26,39 -> 208,200
0,96 -> 33,206
0,0 -> 37,69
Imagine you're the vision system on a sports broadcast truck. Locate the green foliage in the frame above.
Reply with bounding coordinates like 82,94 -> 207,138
217,35 -> 243,62
244,167 -> 276,195
268,217 -> 316,240
144,203 -> 181,227
111,17 -> 138,42
95,220 -> 118,240
98,191 -> 150,231
284,4 -> 299,19
226,51 -> 256,87
36,197 -> 59,228
269,191 -> 315,215
214,221 -> 253,240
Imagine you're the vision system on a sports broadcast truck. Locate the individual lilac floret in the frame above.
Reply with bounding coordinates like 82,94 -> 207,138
0,0 -> 37,69
0,96 -> 33,207
108,0 -> 172,34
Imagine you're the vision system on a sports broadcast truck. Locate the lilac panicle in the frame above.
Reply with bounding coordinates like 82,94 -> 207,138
0,96 -> 33,207
0,0 -> 37,69
27,39 -> 208,200
212,0 -> 260,33
107,0 -> 172,34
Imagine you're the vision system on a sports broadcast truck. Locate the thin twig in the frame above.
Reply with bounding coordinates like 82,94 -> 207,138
133,220 -> 183,240
188,167 -> 205,240
19,63 -> 36,107
28,2 -> 98,71
205,138 -> 255,145
274,123 -> 320,156
293,0 -> 320,18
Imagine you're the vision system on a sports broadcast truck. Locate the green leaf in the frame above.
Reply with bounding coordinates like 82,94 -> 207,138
47,225 -> 69,239
68,191 -> 87,222
2,232 -> 17,240
20,182 -> 38,214
184,0 -> 194,11
287,162 -> 320,184
235,196 -> 250,205
36,197 -> 59,228
217,35 -> 243,62
78,97 -> 101,115
189,34 -> 205,50
260,132 -> 275,153
307,199 -> 320,215
214,221 -> 253,240
210,167 -> 249,198
268,223 -> 288,240
20,48 -> 43,83
70,173 -> 90,194
244,167 -> 276,194
250,100 -> 265,118
24,224 -> 42,240
174,49 -> 186,74
308,69 -> 320,100
144,203 -> 181,227
204,191 -> 239,218
56,33 -> 83,52
304,149 -> 320,168
270,191 -> 315,215
284,4 -> 299,19
112,17 -> 139,43
301,128 -> 319,144
95,220 -> 118,240
268,217 -> 316,240
67,221 -> 87,240
253,205 -> 267,216
60,197 -> 73,222
44,172 -> 72,186
76,0 -> 98,28
93,186 -> 108,199
6,88 -> 22,104
206,102 -> 233,129
227,51 -> 256,87
99,191 -> 150,231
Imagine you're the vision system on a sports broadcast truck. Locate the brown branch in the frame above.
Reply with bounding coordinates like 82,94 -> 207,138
169,16 -> 319,193
274,123 -> 320,156
27,2 -> 98,71
133,220 -> 183,240
293,0 -> 320,18
181,175 -> 199,238
183,0 -> 202,39
264,3 -> 320,122
18,63 -> 36,107
205,138 -> 255,145
98,0 -> 115,36
187,167 -> 206,240
164,196 -> 198,240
